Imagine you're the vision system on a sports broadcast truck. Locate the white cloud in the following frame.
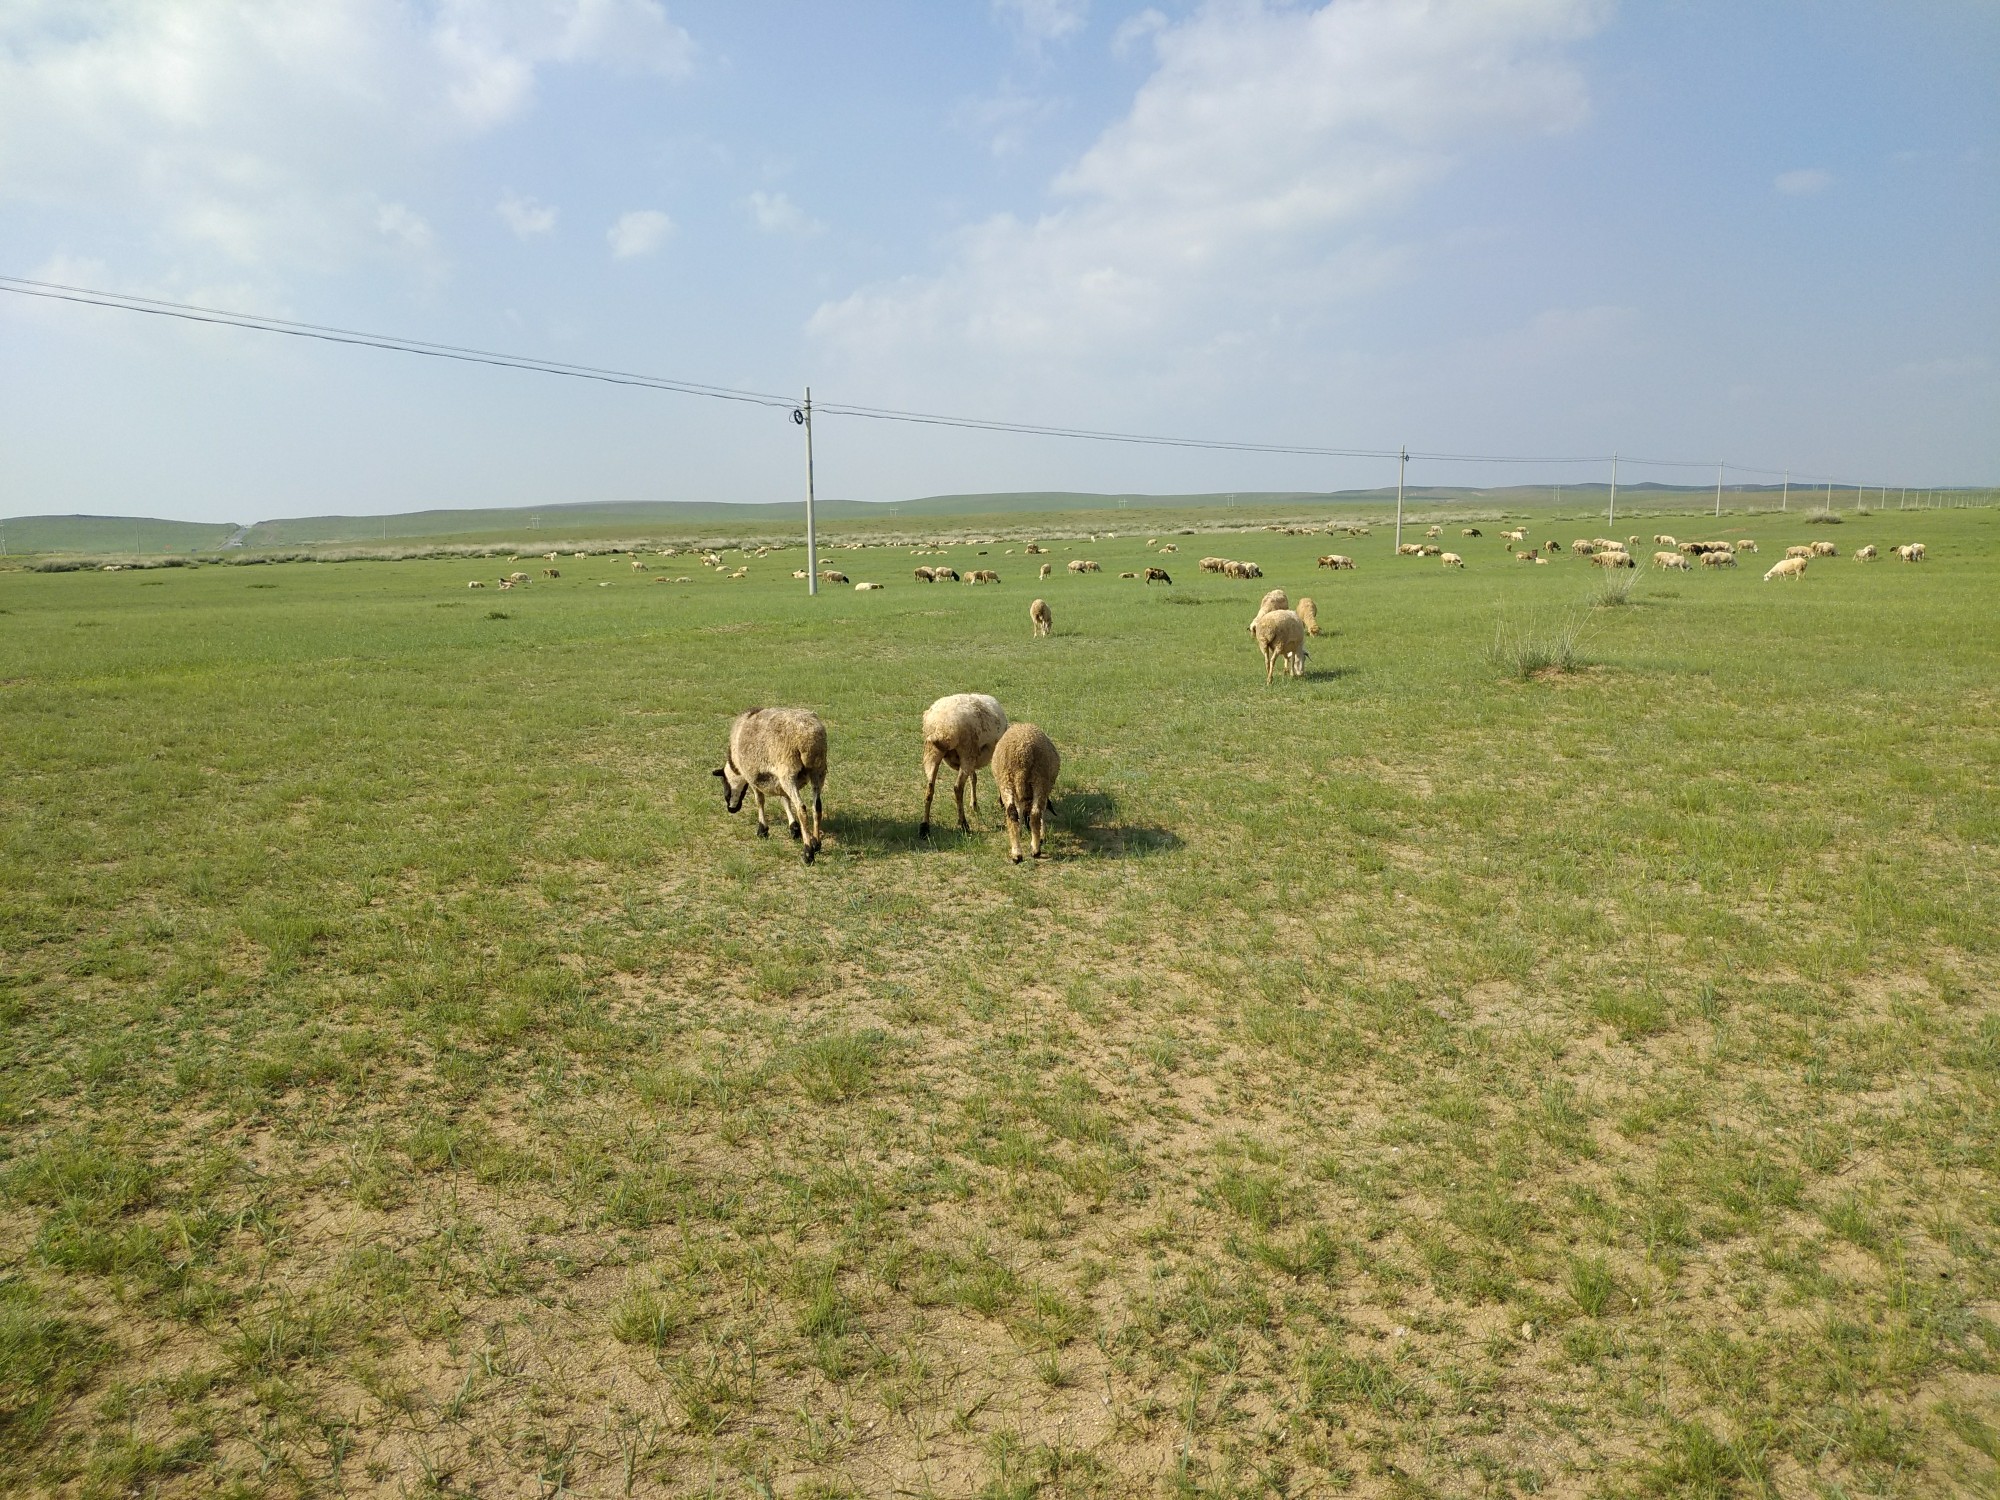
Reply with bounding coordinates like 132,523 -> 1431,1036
376,201 -> 436,255
608,209 -> 673,258
953,88 -> 1063,157
1111,8 -> 1168,58
994,0 -> 1088,48
1775,167 -> 1833,196
0,1 -> 694,274
745,190 -> 822,238
811,0 -> 1603,407
498,191 -> 559,237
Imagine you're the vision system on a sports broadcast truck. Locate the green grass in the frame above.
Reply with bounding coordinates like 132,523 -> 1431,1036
1,506 -> 1996,1495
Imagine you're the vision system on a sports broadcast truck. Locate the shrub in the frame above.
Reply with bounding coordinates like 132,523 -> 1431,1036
1488,613 -> 1588,679
1591,570 -> 1639,608
1805,512 -> 1843,525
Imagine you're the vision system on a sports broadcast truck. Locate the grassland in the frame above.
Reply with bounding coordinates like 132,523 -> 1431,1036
2,504 -> 1996,1498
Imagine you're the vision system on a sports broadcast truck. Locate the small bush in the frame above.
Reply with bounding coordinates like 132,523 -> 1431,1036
1805,512 -> 1843,525
1488,613 -> 1587,679
1591,570 -> 1638,607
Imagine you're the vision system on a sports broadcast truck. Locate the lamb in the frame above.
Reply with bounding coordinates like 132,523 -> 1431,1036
1654,551 -> 1689,570
920,693 -> 1009,838
1785,545 -> 1813,560
713,707 -> 828,863
1144,567 -> 1172,584
1030,598 -> 1052,636
1854,545 -> 1878,561
1440,552 -> 1465,568
1252,609 -> 1309,683
1763,557 -> 1808,581
1317,554 -> 1355,570
991,724 -> 1060,863
1810,540 -> 1839,558
1039,562 -> 1053,579
1297,597 -> 1320,636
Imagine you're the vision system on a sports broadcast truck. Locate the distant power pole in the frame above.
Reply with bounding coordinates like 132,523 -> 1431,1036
796,388 -> 818,596
1782,470 -> 1789,512
1394,447 -> 1407,551
1609,453 -> 1618,527
1825,479 -> 1832,513
1715,461 -> 1723,518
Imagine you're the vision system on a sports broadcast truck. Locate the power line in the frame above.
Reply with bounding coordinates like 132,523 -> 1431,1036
0,273 -> 1890,487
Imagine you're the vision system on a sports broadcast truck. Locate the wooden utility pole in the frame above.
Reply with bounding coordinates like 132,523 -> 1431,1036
1715,461 -> 1723,517
1394,447 -> 1406,552
799,388 -> 819,596
1609,453 -> 1618,527
1781,470 -> 1788,512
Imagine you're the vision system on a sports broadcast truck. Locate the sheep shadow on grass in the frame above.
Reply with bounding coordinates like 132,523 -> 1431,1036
1050,787 -> 1182,859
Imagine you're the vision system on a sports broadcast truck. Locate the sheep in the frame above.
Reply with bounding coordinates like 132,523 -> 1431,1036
1397,543 -> 1425,556
545,552 -> 559,562
1039,562 -> 1053,579
933,566 -> 961,582
1574,539 -> 1598,555
820,570 -> 851,585
964,569 -> 1000,583
855,581 -> 884,590
914,566 -> 937,582
1158,543 -> 1178,553
467,580 -> 486,589
1736,539 -> 1758,552
1810,540 -> 1839,558
1627,535 -> 1640,546
498,579 -> 516,590
794,569 -> 811,580
1440,552 -> 1464,568
1257,587 -> 1290,618
1702,550 -> 1738,569
1501,528 -> 1528,543
1200,556 -> 1229,573
1518,549 -> 1541,563
1145,567 -> 1172,584
508,571 -> 530,581
1654,551 -> 1689,571
1297,596 -> 1320,636
1226,560 -> 1263,579
920,693 -> 1009,838
1068,559 -> 1101,574
1024,543 -> 1046,554
1763,557 -> 1808,581
1119,571 -> 1137,579
1252,609 -> 1309,683
1425,525 -> 1443,539
631,558 -> 646,571
1419,545 -> 1443,557
991,724 -> 1060,863
1319,554 -> 1356,570
1543,540 -> 1563,553
1785,545 -> 1813,560
1462,527 -> 1483,537
1655,535 -> 1677,546
1854,545 -> 1878,561
1593,539 -> 1625,553
1895,543 -> 1927,562
542,568 -> 561,578
1030,598 -> 1052,636
714,707 -> 828,863
1589,550 -> 1635,568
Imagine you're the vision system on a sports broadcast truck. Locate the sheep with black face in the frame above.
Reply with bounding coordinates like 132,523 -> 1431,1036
713,707 -> 828,863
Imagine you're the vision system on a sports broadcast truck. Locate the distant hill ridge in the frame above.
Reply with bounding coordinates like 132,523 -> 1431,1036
1,482 -> 1827,556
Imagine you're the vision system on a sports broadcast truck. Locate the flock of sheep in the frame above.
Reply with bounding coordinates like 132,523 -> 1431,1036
1360,524 -> 1932,583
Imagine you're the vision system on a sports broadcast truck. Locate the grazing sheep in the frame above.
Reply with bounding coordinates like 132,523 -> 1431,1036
1654,551 -> 1689,571
1502,528 -> 1528,543
1425,525 -> 1443,539
1039,562 -> 1053,579
1809,540 -> 1839,558
1158,543 -> 1178,553
920,693 -> 1009,838
1030,598 -> 1052,636
1518,549 -> 1541,563
1252,609 -> 1309,684
1785,545 -> 1813,560
1397,543 -> 1425,556
1068,559 -> 1101,574
1763,557 -> 1808,581
1440,552 -> 1465,568
991,724 -> 1060,862
1736,539 -> 1758,552
820,570 -> 850,585
1896,543 -> 1927,562
1145,567 -> 1172,584
714,707 -> 828,863
1318,554 -> 1355,570
1544,541 -> 1563,553
1589,550 -> 1635,569
1655,535 -> 1677,546
631,558 -> 646,571
1854,545 -> 1878,561
1627,535 -> 1640,546
1418,545 -> 1443,557
1700,550 -> 1737,568
1200,556 -> 1228,573
1257,587 -> 1290,617
965,569 -> 1000,583
542,568 -> 561,578
933,566 -> 961,582
1024,543 -> 1046,554
467,580 -> 486,589
508,571 -> 530,581
1462,527 -> 1483,537
914,566 -> 937,582
1297,596 -> 1320,636
545,552 -> 559,562
1573,539 -> 1598,555
855,581 -> 884,590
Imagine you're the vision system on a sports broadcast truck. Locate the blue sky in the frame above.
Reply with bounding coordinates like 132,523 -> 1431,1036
1,0 -> 1994,524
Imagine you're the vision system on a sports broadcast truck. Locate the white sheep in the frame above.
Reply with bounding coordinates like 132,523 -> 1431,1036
1785,545 -> 1813,560
1252,608 -> 1309,683
1256,587 -> 1290,619
1810,540 -> 1839,558
1439,552 -> 1464,568
1030,598 -> 1052,636
1763,557 -> 1808,581
1701,550 -> 1737,568
855,581 -> 883,590
1297,597 -> 1320,636
713,707 -> 828,863
1895,543 -> 1927,562
1854,545 -> 1878,561
1039,562 -> 1053,579
1654,551 -> 1689,571
1736,539 -> 1758,552
991,724 -> 1060,863
920,693 -> 1009,838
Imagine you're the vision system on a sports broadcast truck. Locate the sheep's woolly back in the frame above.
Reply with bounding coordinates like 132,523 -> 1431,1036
1257,588 -> 1289,617
1763,557 -> 1808,581
728,708 -> 828,780
992,724 -> 1060,810
1253,608 -> 1307,660
1297,597 -> 1320,635
922,693 -> 1009,763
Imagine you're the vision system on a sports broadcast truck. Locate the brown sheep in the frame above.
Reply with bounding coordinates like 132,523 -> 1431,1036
991,724 -> 1060,863
542,568 -> 561,578
713,707 -> 828,863
1297,597 -> 1320,636
1144,567 -> 1172,584
914,566 -> 937,582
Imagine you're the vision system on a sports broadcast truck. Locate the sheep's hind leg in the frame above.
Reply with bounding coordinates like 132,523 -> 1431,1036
753,789 -> 771,837
781,782 -> 816,863
1004,801 -> 1024,863
920,752 -> 944,839
1029,795 -> 1047,859
953,770 -> 972,832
